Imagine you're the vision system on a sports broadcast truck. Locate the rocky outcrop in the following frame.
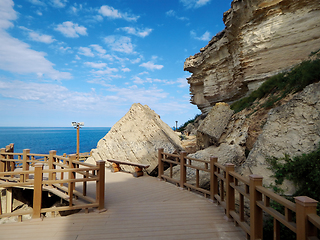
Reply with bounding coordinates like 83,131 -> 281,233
241,82 -> 320,191
196,102 -> 234,149
87,103 -> 184,175
184,0 -> 320,114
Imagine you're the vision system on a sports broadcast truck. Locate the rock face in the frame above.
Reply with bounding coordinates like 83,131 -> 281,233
242,82 -> 320,190
196,102 -> 234,149
184,0 -> 320,114
87,103 -> 184,175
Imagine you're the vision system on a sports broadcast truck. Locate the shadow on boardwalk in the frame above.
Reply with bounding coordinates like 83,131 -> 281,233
0,169 -> 246,240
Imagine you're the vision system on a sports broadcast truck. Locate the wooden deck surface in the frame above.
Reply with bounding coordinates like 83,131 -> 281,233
0,169 -> 246,240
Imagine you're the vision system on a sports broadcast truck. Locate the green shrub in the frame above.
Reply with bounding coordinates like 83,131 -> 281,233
264,144 -> 320,239
177,114 -> 200,132
231,58 -> 320,113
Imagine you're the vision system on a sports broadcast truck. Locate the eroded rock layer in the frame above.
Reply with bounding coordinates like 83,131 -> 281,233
184,0 -> 320,113
86,103 -> 184,175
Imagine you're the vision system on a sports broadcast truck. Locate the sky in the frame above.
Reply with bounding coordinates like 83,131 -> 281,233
0,0 -> 232,127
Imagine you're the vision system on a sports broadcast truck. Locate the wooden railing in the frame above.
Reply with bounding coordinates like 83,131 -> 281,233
158,148 -> 320,240
0,144 -> 105,221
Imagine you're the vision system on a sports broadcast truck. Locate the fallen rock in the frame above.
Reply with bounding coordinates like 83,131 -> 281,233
197,102 -> 234,149
87,103 -> 184,175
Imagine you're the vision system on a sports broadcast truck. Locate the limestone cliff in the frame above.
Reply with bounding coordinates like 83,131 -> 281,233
86,103 -> 184,175
184,0 -> 320,114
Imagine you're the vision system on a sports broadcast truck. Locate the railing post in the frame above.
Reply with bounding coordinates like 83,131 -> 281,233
210,156 -> 218,202
0,190 -> 2,215
180,151 -> 187,189
226,163 -> 235,219
295,196 -> 318,240
249,174 -> 263,240
158,148 -> 164,180
6,188 -> 13,214
23,149 -> 30,180
96,160 -> 106,211
0,148 -> 5,172
48,150 -> 57,183
68,154 -> 76,206
6,144 -> 14,172
33,163 -> 43,219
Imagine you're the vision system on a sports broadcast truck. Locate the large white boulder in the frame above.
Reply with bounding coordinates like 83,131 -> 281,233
87,103 -> 184,175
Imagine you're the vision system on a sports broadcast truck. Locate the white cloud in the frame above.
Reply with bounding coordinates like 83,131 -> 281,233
138,71 -> 149,75
121,68 -> 131,72
180,0 -> 211,8
58,46 -> 72,53
131,57 -> 142,64
91,67 -> 119,75
104,35 -> 134,54
84,62 -> 107,69
19,26 -> 55,44
55,21 -> 87,38
166,10 -> 175,17
98,5 -> 139,22
165,10 -> 189,21
117,27 -> 152,38
98,5 -> 121,19
0,1 -> 70,80
28,0 -> 46,7
50,0 -> 67,8
68,3 -> 83,14
176,77 -> 188,88
90,44 -> 106,54
78,47 -> 94,57
190,30 -> 211,41
0,0 -> 17,29
132,76 -> 144,84
139,61 -> 163,71
0,80 -> 119,114
0,30 -> 71,80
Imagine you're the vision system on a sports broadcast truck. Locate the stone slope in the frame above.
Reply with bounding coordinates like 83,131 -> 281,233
87,103 -> 184,175
242,81 -> 320,190
184,0 -> 320,114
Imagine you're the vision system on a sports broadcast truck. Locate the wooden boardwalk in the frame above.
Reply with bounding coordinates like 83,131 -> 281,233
0,169 -> 246,240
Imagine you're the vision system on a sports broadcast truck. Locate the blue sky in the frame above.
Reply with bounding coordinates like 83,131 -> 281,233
0,0 -> 231,127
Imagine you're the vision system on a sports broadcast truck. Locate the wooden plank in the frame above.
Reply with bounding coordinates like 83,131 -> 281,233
0,209 -> 33,218
230,210 -> 250,234
52,184 -> 96,203
107,159 -> 149,168
184,163 -> 211,173
308,213 -> 320,229
256,200 -> 296,232
184,183 -> 210,195
43,186 -> 70,201
256,185 -> 296,211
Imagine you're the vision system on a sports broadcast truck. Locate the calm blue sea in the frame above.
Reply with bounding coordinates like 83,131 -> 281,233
0,127 -> 110,156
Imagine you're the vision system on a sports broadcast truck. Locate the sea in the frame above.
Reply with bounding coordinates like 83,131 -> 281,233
0,127 -> 111,156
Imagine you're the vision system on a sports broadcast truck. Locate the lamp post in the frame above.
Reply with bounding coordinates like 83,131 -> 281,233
71,122 -> 84,160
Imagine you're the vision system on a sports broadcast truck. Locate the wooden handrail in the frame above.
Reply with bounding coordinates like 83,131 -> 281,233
158,148 -> 320,240
0,144 -> 106,221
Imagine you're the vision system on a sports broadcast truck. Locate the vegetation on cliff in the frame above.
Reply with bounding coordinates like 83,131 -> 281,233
263,144 -> 320,239
177,114 -> 200,132
266,144 -> 320,208
231,56 -> 320,113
